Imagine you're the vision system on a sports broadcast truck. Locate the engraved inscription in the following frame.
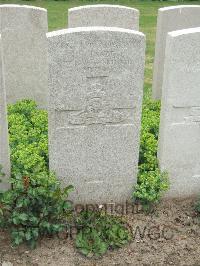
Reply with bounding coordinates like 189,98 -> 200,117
81,49 -> 135,77
184,106 -> 200,123
172,106 -> 200,124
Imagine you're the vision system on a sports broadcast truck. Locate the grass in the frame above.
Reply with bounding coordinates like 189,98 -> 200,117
0,0 -> 199,95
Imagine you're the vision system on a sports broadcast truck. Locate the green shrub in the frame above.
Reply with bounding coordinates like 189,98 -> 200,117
134,98 -> 169,208
0,172 -> 74,248
8,100 -> 48,177
75,210 -> 131,257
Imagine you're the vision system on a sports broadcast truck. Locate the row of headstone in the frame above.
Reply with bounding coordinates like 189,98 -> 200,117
0,3 -> 200,201
1,4 -> 200,106
0,4 -> 140,111
63,4 -> 200,200
0,4 -> 144,202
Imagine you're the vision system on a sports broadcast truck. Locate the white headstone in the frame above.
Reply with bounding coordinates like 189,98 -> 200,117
0,34 -> 10,191
0,5 -> 48,108
152,5 -> 200,99
158,27 -> 200,197
48,27 -> 145,203
68,5 -> 139,30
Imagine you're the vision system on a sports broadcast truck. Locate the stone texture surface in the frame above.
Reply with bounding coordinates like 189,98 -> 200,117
158,27 -> 200,198
68,5 -> 139,30
0,5 -> 48,108
152,5 -> 200,99
48,27 -> 145,203
0,35 -> 10,191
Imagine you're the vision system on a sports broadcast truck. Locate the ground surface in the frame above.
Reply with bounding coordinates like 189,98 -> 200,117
0,198 -> 199,265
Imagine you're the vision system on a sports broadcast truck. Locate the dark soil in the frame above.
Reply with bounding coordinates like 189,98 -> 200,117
0,198 -> 199,266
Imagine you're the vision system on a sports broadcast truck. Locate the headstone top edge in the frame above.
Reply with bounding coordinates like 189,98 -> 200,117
0,4 -> 47,13
159,5 -> 200,12
47,26 -> 145,38
168,27 -> 200,37
69,4 -> 139,13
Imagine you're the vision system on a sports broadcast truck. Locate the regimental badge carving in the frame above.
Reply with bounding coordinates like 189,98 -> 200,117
68,83 -> 125,125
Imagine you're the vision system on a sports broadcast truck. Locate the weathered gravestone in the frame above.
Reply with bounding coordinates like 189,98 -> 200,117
0,35 -> 10,191
68,5 -> 139,30
158,27 -> 200,197
48,27 -> 145,203
0,5 -> 48,108
152,5 -> 200,99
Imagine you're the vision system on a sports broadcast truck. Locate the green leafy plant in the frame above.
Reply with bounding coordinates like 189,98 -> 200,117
8,100 -> 48,178
134,98 -> 169,208
76,228 -> 108,257
0,172 -> 74,248
75,210 -> 131,257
